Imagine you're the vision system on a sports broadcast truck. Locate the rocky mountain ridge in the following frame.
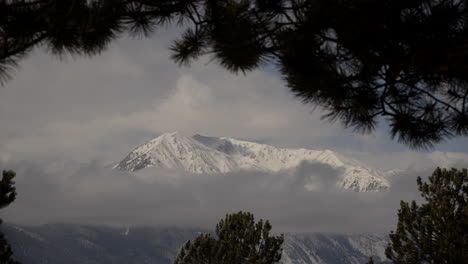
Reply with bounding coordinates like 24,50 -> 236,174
3,224 -> 390,264
115,132 -> 390,192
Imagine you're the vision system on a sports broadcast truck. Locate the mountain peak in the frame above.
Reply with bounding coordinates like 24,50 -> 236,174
115,132 -> 237,174
157,131 -> 187,140
115,133 -> 390,192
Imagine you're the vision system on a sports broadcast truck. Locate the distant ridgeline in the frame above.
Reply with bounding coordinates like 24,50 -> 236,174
114,132 -> 391,192
3,224 -> 390,264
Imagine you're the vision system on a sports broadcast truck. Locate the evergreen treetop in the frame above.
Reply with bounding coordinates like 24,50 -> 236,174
173,211 -> 284,264
385,167 -> 468,264
0,170 -> 21,264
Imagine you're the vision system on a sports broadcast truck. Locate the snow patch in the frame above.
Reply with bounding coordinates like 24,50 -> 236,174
115,132 -> 390,192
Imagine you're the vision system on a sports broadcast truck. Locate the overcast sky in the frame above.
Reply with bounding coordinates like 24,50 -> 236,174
0,28 -> 467,233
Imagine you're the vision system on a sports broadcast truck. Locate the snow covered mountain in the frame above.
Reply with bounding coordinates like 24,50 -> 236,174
3,224 -> 390,264
115,132 -> 389,192
281,233 -> 389,264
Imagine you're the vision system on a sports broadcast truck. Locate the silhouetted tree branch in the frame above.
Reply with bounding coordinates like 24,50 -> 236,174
1,0 -> 468,149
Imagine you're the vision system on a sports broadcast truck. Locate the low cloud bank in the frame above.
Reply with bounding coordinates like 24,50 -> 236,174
1,159 -> 457,233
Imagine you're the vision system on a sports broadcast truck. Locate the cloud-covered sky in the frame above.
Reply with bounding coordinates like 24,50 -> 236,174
1,30 -> 467,163
0,28 -> 467,233
0,159 -> 438,233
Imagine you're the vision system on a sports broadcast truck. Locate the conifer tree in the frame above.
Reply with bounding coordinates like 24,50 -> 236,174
173,211 -> 284,264
170,0 -> 468,149
385,167 -> 468,264
0,170 -> 21,264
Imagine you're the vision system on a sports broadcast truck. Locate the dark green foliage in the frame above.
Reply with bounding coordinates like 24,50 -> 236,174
2,0 -> 468,148
0,0 -> 195,83
365,257 -> 374,264
0,171 -> 16,210
385,167 -> 468,264
170,0 -> 468,149
0,170 -> 21,264
173,211 -> 284,264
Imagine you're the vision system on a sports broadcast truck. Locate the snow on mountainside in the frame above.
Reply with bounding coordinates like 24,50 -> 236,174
115,132 -> 390,192
3,224 -> 390,264
281,233 -> 389,264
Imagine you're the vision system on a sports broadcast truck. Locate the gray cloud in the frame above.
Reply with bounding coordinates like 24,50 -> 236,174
0,30 -> 345,163
8,26 -> 463,164
0,24 -> 467,236
346,151 -> 468,172
1,159 -> 441,234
